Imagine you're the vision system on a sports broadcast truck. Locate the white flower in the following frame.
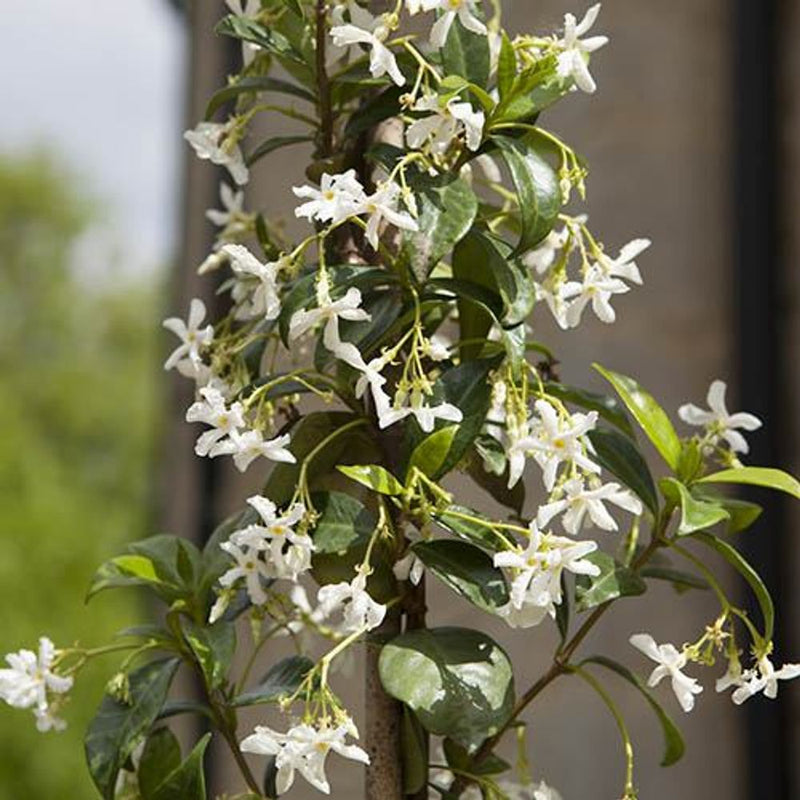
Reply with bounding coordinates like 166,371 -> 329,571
289,271 -> 371,369
361,181 -> 419,249
537,477 -> 643,535
724,655 -> 800,705
494,523 -> 599,627
495,781 -> 563,800
240,718 -> 369,795
523,226 -> 571,275
510,400 -> 600,491
406,93 -> 485,156
233,496 -> 314,581
331,2 -> 405,86
393,552 -> 426,585
534,277 -> 572,330
186,386 -> 246,457
218,541 -> 272,605
0,637 -> 73,732
293,169 -> 367,225
317,570 -> 387,633
423,0 -> 487,50
562,267 -> 631,327
555,4 -> 609,94
210,429 -> 296,472
225,0 -> 262,64
593,238 -> 650,284
678,380 -> 762,455
206,182 -> 246,228
630,633 -> 703,712
163,298 -> 214,371
184,120 -> 249,185
221,244 -> 281,321
378,389 -> 463,433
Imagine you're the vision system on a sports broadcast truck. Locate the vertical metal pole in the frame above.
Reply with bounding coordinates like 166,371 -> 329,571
732,1 -> 791,797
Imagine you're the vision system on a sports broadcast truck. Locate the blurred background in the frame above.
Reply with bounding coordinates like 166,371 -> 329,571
1,1 -> 798,798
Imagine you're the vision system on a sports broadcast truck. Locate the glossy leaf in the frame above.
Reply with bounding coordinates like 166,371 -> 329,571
493,134 -> 561,253
440,7 -> 490,89
234,655 -> 314,707
379,627 -> 515,751
401,173 -> 478,280
496,32 -> 516,101
311,491 -> 377,554
491,57 -> 573,124
582,656 -> 685,767
434,506 -> 508,553
181,619 -> 236,690
215,15 -> 308,69
594,364 -> 682,470
697,467 -> 800,500
338,464 -> 405,496
412,540 -> 509,613
587,428 -> 659,516
693,532 -> 774,642
408,426 -> 459,479
660,478 -> 730,536
138,728 -> 182,800
575,551 -> 646,612
401,708 -> 429,795
149,734 -> 211,800
85,658 -> 181,799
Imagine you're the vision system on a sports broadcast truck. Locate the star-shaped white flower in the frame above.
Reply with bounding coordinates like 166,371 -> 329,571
210,429 -> 296,472
678,380 -> 762,454
163,298 -> 214,371
293,169 -> 367,225
562,267 -> 631,327
184,120 -> 249,185
406,93 -> 485,156
221,244 -> 281,321
593,238 -> 650,284
218,541 -> 272,605
523,225 -> 571,275
534,276 -> 573,330
377,389 -> 463,433
289,271 -> 371,370
423,0 -> 488,50
630,633 -> 703,712
0,637 -> 73,732
537,477 -> 643,535
555,4 -> 609,94
206,182 -> 246,228
185,386 -> 246,457
725,654 -> 800,705
317,570 -> 387,633
361,181 -> 419,249
331,2 -> 405,86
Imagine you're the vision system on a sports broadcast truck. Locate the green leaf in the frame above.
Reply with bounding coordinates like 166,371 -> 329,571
660,478 -> 730,536
86,555 -> 171,602
215,15 -> 307,67
545,382 -> 635,438
464,452 -> 526,515
640,565 -> 709,593
345,86 -> 404,138
408,426 -> 460,479
497,33 -> 517,101
575,551 -> 646,612
587,428 -> 658,516
379,627 -> 515,751
412,540 -> 509,613
693,532 -> 774,642
443,738 -> 510,777
181,619 -> 236,690
205,76 -> 315,119
337,464 -> 405,496
493,134 -> 561,253
401,708 -> 429,795
582,656 -> 685,767
401,173 -> 478,280
138,728 -> 182,800
234,655 -> 314,707
697,467 -> 800,500
434,506 -> 507,552
311,491 -> 377,553
246,135 -> 313,166
594,364 -> 682,470
492,57 -> 573,124
440,8 -> 490,89
695,492 -> 763,534
149,734 -> 211,800
555,575 -> 570,642
85,658 -> 181,799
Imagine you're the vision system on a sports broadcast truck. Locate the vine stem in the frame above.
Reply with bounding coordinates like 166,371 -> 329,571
316,0 -> 334,157
451,505 -> 675,796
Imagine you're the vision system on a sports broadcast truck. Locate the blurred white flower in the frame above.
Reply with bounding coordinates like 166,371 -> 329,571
163,298 -> 214,371
555,4 -> 609,94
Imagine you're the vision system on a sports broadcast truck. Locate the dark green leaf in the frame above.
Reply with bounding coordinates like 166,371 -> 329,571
149,734 -> 211,800
401,707 -> 428,795
379,628 -> 515,751
345,86 -> 404,138
575,551 -> 646,611
497,33 -> 517,101
434,506 -> 508,553
311,491 -> 377,553
440,7 -> 490,89
234,655 -> 314,707
412,540 -> 509,613
180,620 -> 236,690
693,532 -> 774,642
545,382 -> 634,438
697,467 -> 800,500
555,575 -> 570,642
138,728 -> 182,800
582,656 -> 685,767
464,453 -> 526,515
493,134 -> 561,253
215,14 -> 308,68
594,364 -> 682,470
587,428 -> 658,516
85,659 -> 181,799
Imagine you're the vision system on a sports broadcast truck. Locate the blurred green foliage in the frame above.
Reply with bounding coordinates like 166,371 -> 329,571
0,151 -> 159,798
